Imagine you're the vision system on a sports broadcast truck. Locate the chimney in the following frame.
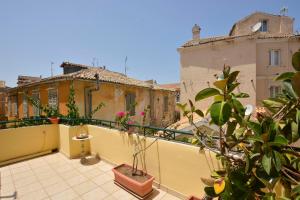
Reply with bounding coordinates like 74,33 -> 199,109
192,24 -> 201,39
0,81 -> 5,88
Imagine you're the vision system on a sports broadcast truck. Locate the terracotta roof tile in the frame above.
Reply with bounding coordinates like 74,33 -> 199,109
11,63 -> 173,91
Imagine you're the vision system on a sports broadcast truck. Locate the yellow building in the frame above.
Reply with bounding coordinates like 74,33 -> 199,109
7,62 -> 176,127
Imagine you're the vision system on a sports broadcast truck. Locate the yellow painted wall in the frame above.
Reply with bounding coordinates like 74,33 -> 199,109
87,125 -> 219,197
59,124 -> 90,158
0,125 -> 59,163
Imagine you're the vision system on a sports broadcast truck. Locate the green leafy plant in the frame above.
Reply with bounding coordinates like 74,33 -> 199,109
27,95 -> 60,118
178,51 -> 300,199
66,82 -> 80,119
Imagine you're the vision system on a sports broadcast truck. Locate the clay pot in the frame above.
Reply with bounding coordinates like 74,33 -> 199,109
48,117 -> 60,124
112,164 -> 154,198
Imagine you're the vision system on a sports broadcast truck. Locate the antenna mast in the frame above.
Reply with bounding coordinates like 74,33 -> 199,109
124,56 -> 128,76
51,62 -> 54,77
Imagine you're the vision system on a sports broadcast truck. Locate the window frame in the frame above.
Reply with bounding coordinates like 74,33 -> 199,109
48,88 -> 58,109
23,93 -> 29,118
269,49 -> 280,67
125,93 -> 136,116
259,19 -> 268,32
31,91 -> 40,116
270,86 -> 281,98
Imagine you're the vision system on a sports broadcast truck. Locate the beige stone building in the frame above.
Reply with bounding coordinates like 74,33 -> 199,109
178,12 -> 300,111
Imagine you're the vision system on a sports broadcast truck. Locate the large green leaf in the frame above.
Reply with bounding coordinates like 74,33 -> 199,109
195,88 -> 220,101
232,99 -> 245,115
228,71 -> 240,84
283,81 -> 298,99
292,184 -> 300,196
269,135 -> 288,146
272,151 -> 282,172
292,72 -> 300,97
291,121 -> 299,142
247,121 -> 262,135
262,154 -> 272,175
213,79 -> 228,90
292,51 -> 300,71
275,72 -> 295,81
210,101 -> 231,126
234,93 -> 250,98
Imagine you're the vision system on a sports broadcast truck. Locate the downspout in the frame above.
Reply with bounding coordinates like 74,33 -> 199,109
86,73 -> 100,118
149,86 -> 154,126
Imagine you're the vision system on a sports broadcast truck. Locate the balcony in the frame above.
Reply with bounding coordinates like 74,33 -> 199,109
0,118 -> 219,200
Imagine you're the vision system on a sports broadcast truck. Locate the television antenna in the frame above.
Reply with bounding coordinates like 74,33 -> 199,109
124,56 -> 128,76
51,61 -> 54,77
251,22 -> 262,33
280,7 -> 288,16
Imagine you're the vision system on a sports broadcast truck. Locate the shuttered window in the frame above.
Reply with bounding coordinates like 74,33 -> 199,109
270,86 -> 281,98
48,88 -> 58,109
125,93 -> 136,116
23,94 -> 28,118
32,91 -> 40,116
269,50 -> 280,66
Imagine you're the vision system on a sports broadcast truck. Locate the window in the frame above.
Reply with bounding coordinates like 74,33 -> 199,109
163,96 -> 169,112
1,96 -> 5,115
23,94 -> 28,118
269,50 -> 280,66
270,86 -> 281,98
9,95 -> 18,117
125,93 -> 136,116
32,91 -> 40,116
175,91 -> 180,103
259,20 -> 268,32
48,88 -> 58,109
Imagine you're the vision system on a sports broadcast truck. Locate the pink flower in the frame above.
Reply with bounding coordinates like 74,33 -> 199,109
116,111 -> 125,118
140,111 -> 145,116
128,120 -> 134,125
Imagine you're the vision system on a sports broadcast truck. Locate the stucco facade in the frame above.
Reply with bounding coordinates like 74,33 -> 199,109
7,63 -> 176,127
178,12 -> 300,111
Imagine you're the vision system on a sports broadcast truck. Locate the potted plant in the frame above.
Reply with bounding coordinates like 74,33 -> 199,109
44,105 -> 60,124
112,107 -> 156,199
178,51 -> 300,199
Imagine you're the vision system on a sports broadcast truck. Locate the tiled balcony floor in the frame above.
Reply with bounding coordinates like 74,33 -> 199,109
0,153 -> 181,200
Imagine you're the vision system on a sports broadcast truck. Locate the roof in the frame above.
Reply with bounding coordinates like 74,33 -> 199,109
158,83 -> 180,91
10,62 -> 173,91
181,32 -> 300,48
229,12 -> 293,36
17,75 -> 42,86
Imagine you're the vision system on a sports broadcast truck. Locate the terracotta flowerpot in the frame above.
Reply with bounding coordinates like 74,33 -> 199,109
112,164 -> 154,198
48,117 -> 60,124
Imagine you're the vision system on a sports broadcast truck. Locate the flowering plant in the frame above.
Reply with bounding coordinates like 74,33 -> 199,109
115,111 -> 132,131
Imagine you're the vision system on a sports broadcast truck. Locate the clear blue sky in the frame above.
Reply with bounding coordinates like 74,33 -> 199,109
1,0 -> 300,87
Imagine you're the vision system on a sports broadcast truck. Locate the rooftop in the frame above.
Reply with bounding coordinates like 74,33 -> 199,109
10,62 -> 173,92
181,32 -> 300,48
0,152 -> 180,200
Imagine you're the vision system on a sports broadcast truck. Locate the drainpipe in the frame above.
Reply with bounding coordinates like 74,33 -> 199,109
86,73 -> 100,118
